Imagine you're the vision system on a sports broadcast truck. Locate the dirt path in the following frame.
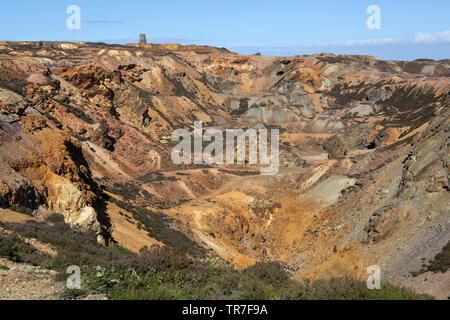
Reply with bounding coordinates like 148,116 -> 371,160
0,258 -> 64,300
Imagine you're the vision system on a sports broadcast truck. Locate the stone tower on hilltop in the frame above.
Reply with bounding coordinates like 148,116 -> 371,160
139,33 -> 147,45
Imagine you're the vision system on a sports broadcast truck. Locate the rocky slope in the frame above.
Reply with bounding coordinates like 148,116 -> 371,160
0,41 -> 448,297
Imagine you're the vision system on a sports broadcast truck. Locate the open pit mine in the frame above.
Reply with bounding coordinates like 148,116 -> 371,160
0,41 -> 448,299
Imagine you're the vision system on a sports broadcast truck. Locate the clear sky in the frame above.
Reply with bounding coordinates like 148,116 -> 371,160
1,0 -> 449,60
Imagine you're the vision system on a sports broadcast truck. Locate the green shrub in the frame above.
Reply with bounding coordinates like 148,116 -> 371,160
110,245 -> 133,255
45,213 -> 65,224
243,262 -> 290,287
0,232 -> 50,265
426,240 -> 450,273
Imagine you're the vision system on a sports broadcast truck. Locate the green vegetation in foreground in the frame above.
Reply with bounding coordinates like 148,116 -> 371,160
69,259 -> 431,301
0,219 -> 432,300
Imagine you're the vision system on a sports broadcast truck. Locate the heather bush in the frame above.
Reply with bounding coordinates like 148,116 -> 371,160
0,220 -> 432,300
412,240 -> 450,276
0,232 -> 50,265
425,240 -> 450,273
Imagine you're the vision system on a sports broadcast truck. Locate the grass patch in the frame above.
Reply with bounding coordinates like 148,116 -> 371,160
110,245 -> 133,255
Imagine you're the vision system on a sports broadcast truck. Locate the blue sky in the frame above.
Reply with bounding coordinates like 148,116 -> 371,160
1,0 -> 449,60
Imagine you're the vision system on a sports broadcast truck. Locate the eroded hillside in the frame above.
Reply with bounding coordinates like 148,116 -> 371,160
0,41 -> 448,297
